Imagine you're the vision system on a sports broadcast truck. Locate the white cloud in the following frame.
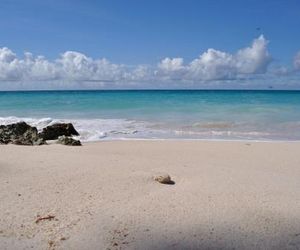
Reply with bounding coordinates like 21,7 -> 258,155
0,47 -> 16,62
157,35 -> 272,81
57,51 -> 126,81
235,35 -> 271,74
0,48 -> 128,84
158,57 -> 185,72
23,53 -> 59,81
188,49 -> 235,80
0,47 -> 19,80
0,48 -> 58,81
1,35 -> 298,90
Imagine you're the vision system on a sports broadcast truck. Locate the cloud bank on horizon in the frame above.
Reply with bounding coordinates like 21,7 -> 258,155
0,35 -> 299,89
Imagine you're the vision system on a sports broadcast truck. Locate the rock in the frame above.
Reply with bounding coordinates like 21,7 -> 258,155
57,135 -> 81,146
154,174 -> 175,185
0,122 -> 46,145
33,138 -> 47,146
39,123 -> 79,140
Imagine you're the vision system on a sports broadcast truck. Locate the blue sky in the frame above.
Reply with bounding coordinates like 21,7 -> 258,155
0,0 -> 299,89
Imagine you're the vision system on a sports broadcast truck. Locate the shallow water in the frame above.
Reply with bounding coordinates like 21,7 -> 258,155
0,90 -> 300,141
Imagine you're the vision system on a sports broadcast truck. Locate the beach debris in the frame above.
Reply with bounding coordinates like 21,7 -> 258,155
57,135 -> 82,146
0,122 -> 46,145
35,215 -> 55,223
154,173 -> 175,185
39,123 -> 79,140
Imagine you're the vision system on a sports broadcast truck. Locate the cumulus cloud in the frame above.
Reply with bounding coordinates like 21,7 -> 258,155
157,35 -> 272,81
0,47 -> 58,81
57,51 -> 128,81
158,57 -> 184,72
0,35 -> 294,90
0,48 -> 127,83
188,49 -> 235,80
0,47 -> 19,80
235,35 -> 271,74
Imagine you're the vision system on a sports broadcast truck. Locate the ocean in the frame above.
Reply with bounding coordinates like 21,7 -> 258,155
0,90 -> 300,141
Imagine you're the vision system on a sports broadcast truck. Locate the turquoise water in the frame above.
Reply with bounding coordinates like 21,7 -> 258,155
1,90 -> 300,141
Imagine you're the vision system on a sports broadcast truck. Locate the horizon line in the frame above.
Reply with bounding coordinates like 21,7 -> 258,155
1,88 -> 300,92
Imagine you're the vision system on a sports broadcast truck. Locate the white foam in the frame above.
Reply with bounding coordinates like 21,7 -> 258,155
0,116 -> 298,141
0,116 -> 150,142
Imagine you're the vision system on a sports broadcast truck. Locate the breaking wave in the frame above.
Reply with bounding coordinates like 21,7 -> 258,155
1,116 -> 300,141
0,116 -> 150,142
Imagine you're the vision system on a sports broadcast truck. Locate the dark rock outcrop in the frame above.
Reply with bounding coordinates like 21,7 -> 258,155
57,135 -> 81,146
0,122 -> 45,145
0,122 -> 81,146
39,123 -> 79,140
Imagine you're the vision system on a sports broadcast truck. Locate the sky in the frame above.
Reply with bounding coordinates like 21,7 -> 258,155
0,0 -> 300,90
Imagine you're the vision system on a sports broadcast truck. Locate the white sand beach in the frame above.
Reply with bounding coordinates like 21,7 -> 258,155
1,141 -> 300,249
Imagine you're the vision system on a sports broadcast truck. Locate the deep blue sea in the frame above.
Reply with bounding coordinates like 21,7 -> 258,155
1,90 -> 300,141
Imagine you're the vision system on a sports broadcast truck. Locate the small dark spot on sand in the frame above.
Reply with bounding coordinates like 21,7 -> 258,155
48,240 -> 54,247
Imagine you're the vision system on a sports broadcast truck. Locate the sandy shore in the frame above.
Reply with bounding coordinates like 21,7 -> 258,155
1,141 -> 300,250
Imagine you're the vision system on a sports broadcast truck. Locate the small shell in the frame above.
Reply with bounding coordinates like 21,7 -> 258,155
154,174 -> 174,184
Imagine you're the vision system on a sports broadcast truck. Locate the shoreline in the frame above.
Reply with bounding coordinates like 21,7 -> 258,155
2,114 -> 300,142
1,140 -> 300,249
84,138 -> 300,143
